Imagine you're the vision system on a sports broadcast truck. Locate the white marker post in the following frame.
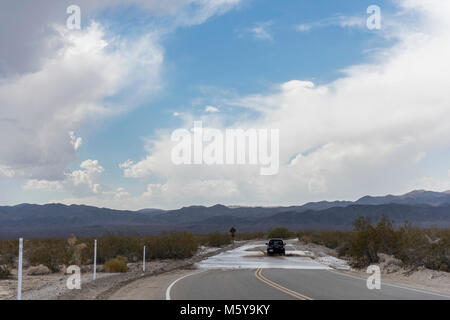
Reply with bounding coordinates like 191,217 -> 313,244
17,238 -> 23,300
93,239 -> 97,280
143,245 -> 146,272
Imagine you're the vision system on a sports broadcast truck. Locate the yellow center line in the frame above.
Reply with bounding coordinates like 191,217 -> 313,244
254,268 -> 314,300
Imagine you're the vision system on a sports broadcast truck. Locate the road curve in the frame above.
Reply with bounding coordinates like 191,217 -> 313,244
167,268 -> 450,300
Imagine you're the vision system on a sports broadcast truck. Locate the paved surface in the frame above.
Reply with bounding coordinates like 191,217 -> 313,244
168,268 -> 450,300
109,241 -> 450,300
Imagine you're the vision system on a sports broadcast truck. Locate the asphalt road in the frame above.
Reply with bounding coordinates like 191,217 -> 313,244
167,268 -> 450,300
109,241 -> 450,300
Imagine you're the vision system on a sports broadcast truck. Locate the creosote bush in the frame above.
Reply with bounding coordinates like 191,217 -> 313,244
0,264 -> 11,279
267,227 -> 295,239
205,232 -> 232,247
298,215 -> 450,272
104,256 -> 128,273
297,230 -> 352,250
146,231 -> 199,260
27,238 -> 73,272
234,232 -> 265,240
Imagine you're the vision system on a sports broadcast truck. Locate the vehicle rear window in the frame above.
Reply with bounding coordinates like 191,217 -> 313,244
269,240 -> 283,245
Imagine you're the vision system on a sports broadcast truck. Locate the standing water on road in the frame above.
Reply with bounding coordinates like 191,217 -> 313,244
196,239 -> 350,270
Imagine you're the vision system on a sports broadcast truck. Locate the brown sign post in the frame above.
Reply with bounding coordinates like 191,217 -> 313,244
229,227 -> 236,240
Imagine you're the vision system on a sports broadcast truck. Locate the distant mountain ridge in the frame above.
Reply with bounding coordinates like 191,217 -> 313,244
354,190 -> 450,206
0,190 -> 450,238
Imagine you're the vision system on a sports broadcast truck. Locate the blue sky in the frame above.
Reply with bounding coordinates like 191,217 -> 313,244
1,0 -> 450,209
81,0 -> 393,188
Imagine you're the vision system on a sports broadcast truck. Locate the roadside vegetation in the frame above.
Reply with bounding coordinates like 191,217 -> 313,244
1,219 -> 448,274
267,227 -> 296,239
104,256 -> 129,273
0,263 -> 10,279
0,231 -> 231,274
0,239 -> 16,278
197,232 -> 232,247
298,215 -> 450,272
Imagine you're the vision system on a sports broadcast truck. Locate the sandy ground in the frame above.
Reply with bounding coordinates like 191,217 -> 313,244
339,266 -> 450,295
297,240 -> 450,295
0,244 -> 228,300
0,260 -> 171,300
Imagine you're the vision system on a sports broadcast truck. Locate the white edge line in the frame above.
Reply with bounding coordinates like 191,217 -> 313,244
165,270 -> 207,300
327,269 -> 450,299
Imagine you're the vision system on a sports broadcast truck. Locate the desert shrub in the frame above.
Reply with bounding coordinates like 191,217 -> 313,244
267,227 -> 295,239
295,216 -> 450,270
94,232 -> 141,264
206,232 -> 232,247
61,231 -> 198,264
27,238 -> 73,272
235,232 -> 265,240
0,239 -> 18,266
104,256 -> 128,273
395,224 -> 450,271
297,230 -> 352,251
146,231 -> 198,260
0,264 -> 11,279
26,264 -> 51,275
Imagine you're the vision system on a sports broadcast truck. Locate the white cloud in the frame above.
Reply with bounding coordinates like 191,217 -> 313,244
296,25 -> 312,32
0,22 -> 163,180
176,0 -> 243,26
23,180 -> 64,192
117,0 -> 450,208
69,131 -> 83,151
24,159 -> 105,196
0,0 -> 243,76
249,21 -> 274,41
205,105 -> 219,113
0,0 -> 243,182
0,166 -> 15,178
296,15 -> 365,32
120,158 -> 155,179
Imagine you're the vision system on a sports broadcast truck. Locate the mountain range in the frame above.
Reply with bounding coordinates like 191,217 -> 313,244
1,190 -> 450,238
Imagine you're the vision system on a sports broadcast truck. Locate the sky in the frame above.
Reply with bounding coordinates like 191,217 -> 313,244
1,0 -> 450,210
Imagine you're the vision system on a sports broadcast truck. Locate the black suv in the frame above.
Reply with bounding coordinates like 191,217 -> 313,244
266,238 -> 285,256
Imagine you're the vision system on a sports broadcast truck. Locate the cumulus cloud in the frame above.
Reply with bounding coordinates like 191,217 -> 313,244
0,21 -> 164,180
205,105 -> 219,113
24,159 -> 104,196
118,0 -> 450,208
0,0 -> 243,77
0,0 -> 243,182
